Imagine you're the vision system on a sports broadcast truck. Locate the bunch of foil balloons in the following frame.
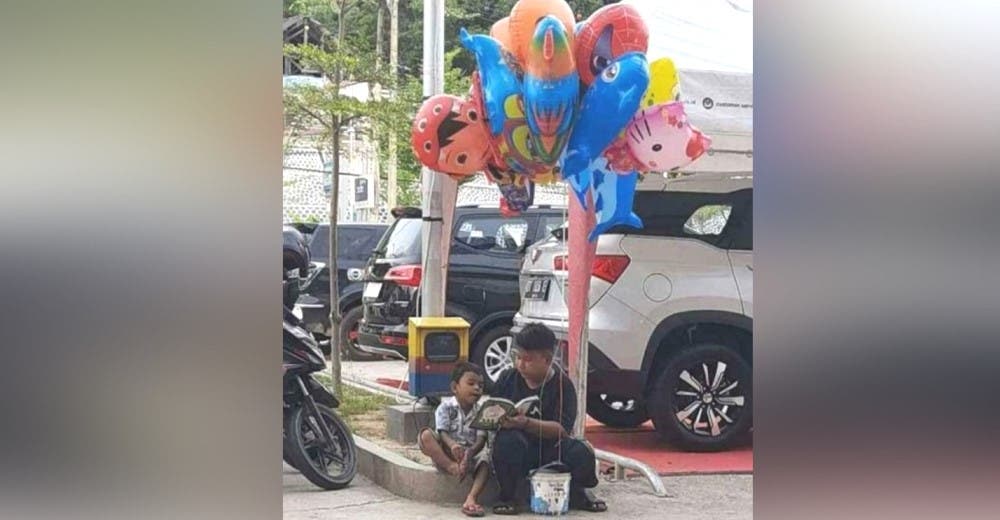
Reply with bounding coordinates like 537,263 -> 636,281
411,0 -> 710,241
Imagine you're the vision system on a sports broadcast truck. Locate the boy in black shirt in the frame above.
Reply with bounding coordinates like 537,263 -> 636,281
489,323 -> 607,515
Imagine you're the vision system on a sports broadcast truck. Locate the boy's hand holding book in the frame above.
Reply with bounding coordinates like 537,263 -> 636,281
470,395 -> 540,430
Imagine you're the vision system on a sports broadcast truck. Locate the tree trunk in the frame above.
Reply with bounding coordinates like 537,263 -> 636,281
329,121 -> 342,399
329,0 -> 348,398
375,3 -> 384,69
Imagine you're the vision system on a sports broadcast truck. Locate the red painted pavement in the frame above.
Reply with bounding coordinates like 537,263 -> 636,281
585,418 -> 753,475
376,377 -> 409,391
371,378 -> 752,475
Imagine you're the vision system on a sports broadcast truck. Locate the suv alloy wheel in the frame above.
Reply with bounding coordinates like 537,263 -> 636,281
648,343 -> 752,451
473,326 -> 514,382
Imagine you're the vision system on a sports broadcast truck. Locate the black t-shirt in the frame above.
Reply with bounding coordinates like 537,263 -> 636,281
490,367 -> 577,438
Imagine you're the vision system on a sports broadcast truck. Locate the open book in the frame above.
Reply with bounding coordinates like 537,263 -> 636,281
470,395 -> 540,430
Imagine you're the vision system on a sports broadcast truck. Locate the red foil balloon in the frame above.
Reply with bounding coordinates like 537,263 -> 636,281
574,3 -> 649,86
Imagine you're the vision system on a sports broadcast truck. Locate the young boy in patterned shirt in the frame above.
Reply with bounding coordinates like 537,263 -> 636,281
417,362 -> 491,517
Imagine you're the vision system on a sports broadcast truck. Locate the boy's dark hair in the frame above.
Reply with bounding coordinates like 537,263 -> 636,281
451,361 -> 483,384
514,322 -> 557,355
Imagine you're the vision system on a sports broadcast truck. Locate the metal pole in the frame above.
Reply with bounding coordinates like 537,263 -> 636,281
593,448 -> 670,497
419,0 -> 449,317
575,305 -> 590,437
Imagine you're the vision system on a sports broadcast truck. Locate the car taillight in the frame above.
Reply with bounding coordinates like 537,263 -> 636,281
385,264 -> 422,287
553,254 -> 630,284
380,335 -> 409,346
592,255 -> 631,283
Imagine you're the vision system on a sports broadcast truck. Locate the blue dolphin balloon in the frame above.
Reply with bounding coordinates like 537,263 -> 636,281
589,160 -> 642,242
560,52 -> 649,209
459,28 -> 522,137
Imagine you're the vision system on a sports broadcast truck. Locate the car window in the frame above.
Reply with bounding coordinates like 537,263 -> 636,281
454,216 -> 530,254
364,226 -> 387,254
683,205 -> 732,236
307,225 -> 329,260
538,215 -> 566,242
607,188 -> 751,248
337,227 -> 377,262
729,202 -> 752,250
383,218 -> 423,259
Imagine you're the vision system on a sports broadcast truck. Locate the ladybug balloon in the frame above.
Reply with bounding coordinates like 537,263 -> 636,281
411,94 -> 491,177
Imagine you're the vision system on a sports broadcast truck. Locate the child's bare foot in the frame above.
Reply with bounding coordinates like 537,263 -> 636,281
446,461 -> 462,477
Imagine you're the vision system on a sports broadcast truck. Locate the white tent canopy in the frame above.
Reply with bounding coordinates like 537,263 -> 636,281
623,0 -> 753,173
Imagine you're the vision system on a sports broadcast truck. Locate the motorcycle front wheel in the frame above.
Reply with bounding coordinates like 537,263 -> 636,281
285,403 -> 357,490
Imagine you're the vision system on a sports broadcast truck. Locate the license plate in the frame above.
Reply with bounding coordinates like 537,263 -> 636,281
363,282 -> 382,298
524,279 -> 550,300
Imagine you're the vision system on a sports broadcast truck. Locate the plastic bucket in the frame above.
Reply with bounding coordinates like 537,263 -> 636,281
528,464 -> 571,515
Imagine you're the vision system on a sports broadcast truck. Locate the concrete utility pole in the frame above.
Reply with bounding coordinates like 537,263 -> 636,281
419,0 -> 455,318
373,2 -> 384,217
386,0 -> 399,211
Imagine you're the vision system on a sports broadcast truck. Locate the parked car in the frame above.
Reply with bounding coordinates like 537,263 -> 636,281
291,222 -> 388,359
513,173 -> 752,452
357,204 -> 567,366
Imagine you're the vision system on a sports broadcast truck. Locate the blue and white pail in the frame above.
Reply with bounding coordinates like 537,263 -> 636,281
528,463 -> 571,515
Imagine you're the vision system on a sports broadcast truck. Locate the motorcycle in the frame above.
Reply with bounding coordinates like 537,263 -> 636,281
282,266 -> 357,490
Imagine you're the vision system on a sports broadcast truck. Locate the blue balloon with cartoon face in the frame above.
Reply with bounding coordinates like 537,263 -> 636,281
560,52 -> 649,209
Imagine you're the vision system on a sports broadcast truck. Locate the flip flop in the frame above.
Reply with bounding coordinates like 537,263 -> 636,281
493,502 -> 519,515
571,489 -> 608,513
462,504 -> 486,517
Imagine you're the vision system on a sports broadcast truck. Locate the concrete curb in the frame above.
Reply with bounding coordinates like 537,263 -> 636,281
354,435 -> 505,505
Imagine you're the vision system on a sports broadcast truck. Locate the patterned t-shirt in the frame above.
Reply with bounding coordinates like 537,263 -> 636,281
434,396 -> 487,448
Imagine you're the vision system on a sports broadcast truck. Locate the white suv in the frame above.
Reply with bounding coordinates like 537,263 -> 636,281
511,173 -> 752,452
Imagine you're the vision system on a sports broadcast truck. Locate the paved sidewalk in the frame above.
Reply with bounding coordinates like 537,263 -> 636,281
283,463 -> 752,519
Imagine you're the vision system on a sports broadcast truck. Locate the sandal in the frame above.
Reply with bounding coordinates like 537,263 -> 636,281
462,504 -> 485,517
571,489 -> 608,513
493,502 -> 519,515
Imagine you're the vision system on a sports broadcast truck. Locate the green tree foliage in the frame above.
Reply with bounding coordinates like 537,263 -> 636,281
284,0 -> 611,207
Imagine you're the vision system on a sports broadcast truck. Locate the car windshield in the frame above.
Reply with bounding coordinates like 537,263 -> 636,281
549,222 -> 569,240
308,225 -> 330,260
381,218 -> 422,260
